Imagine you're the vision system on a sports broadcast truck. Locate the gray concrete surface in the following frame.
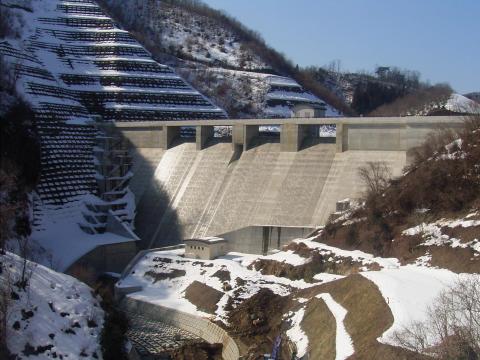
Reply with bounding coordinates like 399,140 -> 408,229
126,311 -> 201,358
67,241 -> 138,276
220,225 -> 315,255
113,116 -> 465,152
133,140 -> 344,247
124,116 -> 464,248
121,297 -> 241,360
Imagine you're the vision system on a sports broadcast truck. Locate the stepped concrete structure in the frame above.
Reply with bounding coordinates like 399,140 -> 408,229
109,116 -> 465,249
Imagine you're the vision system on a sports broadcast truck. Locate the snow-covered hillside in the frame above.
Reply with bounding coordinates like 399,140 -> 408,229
0,0 -> 229,270
1,252 -> 104,359
101,0 -> 337,118
401,93 -> 480,116
445,93 -> 480,113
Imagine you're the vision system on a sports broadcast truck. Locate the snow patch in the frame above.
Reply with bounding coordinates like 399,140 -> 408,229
361,266 -> 478,346
316,293 -> 354,360
2,252 -> 104,359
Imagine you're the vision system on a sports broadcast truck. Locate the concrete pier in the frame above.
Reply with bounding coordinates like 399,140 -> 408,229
161,125 -> 180,150
280,123 -> 304,152
196,125 -> 214,150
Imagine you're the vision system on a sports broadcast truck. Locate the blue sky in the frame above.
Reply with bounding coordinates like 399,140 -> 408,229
202,0 -> 479,94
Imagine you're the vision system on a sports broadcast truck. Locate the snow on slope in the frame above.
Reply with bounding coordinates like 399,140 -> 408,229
362,266 -> 478,346
117,249 -> 316,323
1,0 -> 231,269
293,237 -> 401,269
101,0 -> 340,118
316,293 -> 355,360
445,93 -> 480,113
284,306 -> 309,358
28,194 -> 138,271
401,214 -> 480,255
118,235 -> 479,358
1,252 -> 104,359
403,92 -> 480,116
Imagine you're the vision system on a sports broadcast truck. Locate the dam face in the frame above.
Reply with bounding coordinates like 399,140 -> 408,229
130,138 -> 406,248
121,116 -> 464,248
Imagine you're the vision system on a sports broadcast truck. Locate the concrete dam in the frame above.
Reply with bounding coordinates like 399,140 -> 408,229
113,116 -> 464,249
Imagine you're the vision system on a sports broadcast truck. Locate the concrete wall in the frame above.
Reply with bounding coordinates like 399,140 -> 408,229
343,120 -> 465,151
123,117 -> 464,248
121,297 -> 241,360
133,141 -> 344,247
132,140 -> 409,248
184,240 -> 227,260
220,225 -> 315,255
113,116 -> 465,152
117,126 -> 164,148
311,150 -> 407,224
67,241 -> 138,279
184,241 -> 211,260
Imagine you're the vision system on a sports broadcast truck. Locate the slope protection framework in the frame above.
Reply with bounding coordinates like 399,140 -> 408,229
0,0 -> 225,270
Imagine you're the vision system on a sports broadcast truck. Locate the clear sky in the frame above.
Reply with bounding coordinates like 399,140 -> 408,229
202,0 -> 479,94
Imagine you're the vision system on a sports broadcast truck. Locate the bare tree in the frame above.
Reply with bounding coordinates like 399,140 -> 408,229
358,161 -> 392,198
394,277 -> 480,359
0,170 -> 20,253
0,260 -> 13,357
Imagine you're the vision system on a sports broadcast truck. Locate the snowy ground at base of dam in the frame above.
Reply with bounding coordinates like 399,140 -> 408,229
116,237 -> 478,358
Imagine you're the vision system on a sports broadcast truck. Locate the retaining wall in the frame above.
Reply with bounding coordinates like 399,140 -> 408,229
67,241 -> 138,277
121,297 -> 241,360
220,225 -> 316,255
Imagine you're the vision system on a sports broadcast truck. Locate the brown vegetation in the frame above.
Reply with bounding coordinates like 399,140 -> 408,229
95,279 -> 129,360
322,116 -> 480,269
301,297 -> 336,359
300,275 -> 425,359
171,342 -> 223,360
251,250 -> 366,283
227,288 -> 292,358
184,281 -> 223,314
145,269 -> 186,282
369,83 -> 453,116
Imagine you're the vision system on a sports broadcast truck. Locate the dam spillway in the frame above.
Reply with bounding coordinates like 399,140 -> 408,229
118,116 -> 464,248
129,138 -> 406,248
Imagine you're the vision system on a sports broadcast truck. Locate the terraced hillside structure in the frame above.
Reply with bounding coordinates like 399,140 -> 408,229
100,0 -> 335,118
1,0 -> 226,270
